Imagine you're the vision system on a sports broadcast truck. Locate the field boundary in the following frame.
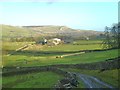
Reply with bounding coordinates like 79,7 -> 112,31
2,57 -> 119,77
7,47 -> 118,57
51,57 -> 120,70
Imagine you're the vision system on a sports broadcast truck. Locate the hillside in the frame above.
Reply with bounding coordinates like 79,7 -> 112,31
23,25 -> 76,33
1,24 -> 103,40
23,25 -> 103,37
1,25 -> 37,39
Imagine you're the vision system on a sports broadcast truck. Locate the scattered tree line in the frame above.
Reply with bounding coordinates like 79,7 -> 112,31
102,22 -> 120,49
8,34 -> 100,43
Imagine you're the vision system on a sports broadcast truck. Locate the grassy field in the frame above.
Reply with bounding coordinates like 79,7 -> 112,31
41,44 -> 102,51
2,40 -> 119,88
61,68 -> 119,87
2,42 -> 35,51
1,24 -> 119,88
2,40 -> 118,67
2,40 -> 103,52
2,71 -> 63,88
73,40 -> 102,44
2,49 -> 118,67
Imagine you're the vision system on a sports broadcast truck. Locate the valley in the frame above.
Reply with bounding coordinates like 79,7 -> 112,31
1,24 -> 119,89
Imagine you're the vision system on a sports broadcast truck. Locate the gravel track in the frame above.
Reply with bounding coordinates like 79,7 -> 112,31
74,72 -> 114,89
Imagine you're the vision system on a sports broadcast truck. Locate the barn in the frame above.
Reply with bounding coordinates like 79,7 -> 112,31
52,38 -> 62,45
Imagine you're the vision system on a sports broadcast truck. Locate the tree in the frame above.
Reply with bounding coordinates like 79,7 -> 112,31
110,24 -> 119,48
102,23 -> 119,49
102,26 -> 112,49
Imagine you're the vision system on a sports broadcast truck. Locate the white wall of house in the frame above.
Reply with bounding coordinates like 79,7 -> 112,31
52,38 -> 61,45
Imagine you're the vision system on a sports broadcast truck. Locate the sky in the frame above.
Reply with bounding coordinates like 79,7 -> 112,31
0,1 -> 118,31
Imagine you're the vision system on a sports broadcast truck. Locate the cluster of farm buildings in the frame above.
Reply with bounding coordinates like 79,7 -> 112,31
39,37 -> 90,46
39,38 -> 63,46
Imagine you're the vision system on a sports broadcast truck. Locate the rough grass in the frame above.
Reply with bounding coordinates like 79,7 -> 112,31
61,68 -> 119,87
2,71 -> 63,88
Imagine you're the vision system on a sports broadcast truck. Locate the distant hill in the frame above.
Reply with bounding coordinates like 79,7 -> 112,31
1,24 -> 103,40
23,25 -> 103,38
23,25 -> 76,34
1,25 -> 37,39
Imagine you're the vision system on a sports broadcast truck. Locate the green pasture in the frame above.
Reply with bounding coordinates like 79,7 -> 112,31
73,40 -> 102,44
61,68 -> 119,87
2,49 -> 118,67
41,44 -> 102,51
1,25 -> 119,88
2,42 -> 34,51
2,40 -> 103,52
40,40 -> 103,51
2,40 -> 118,67
1,40 -> 119,88
2,71 -> 63,88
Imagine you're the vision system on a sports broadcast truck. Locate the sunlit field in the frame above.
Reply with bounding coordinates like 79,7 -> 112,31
2,49 -> 118,67
2,71 -> 63,88
2,40 -> 118,67
2,40 -> 119,88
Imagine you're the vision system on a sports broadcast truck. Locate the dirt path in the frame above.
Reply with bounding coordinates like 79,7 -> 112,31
74,72 -> 114,89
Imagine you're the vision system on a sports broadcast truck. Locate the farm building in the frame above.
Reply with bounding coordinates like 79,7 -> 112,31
47,38 -> 62,46
38,39 -> 47,45
52,38 -> 62,45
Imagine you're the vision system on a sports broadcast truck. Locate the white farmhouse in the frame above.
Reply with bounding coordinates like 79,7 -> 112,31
52,38 -> 61,45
